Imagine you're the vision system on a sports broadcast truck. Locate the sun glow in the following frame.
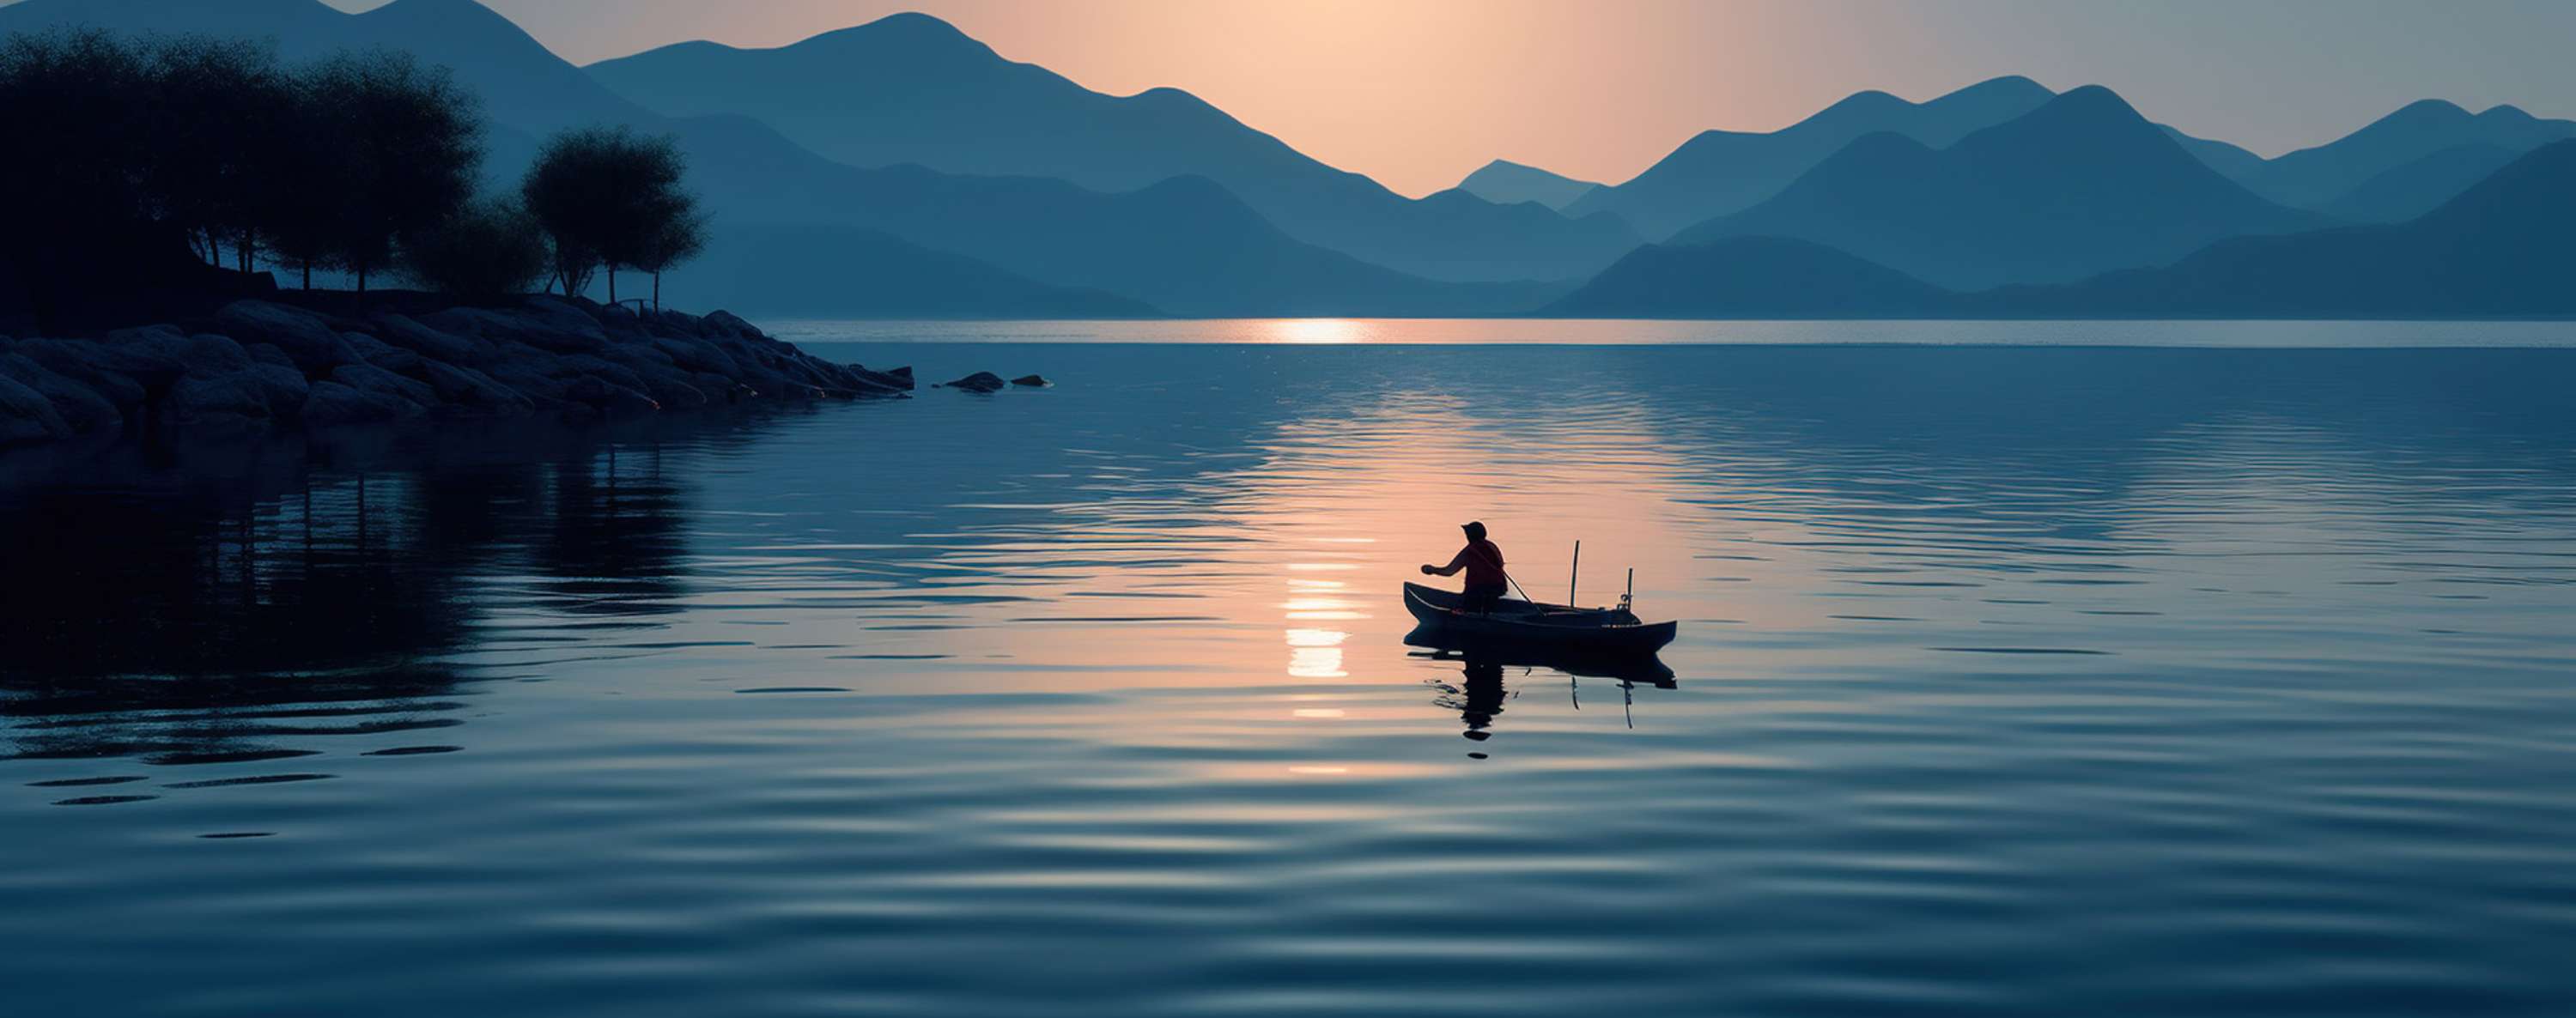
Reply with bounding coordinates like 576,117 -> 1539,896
1267,319 -> 1370,345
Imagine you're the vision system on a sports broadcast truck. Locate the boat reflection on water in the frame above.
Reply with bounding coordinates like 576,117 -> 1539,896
1404,623 -> 1677,742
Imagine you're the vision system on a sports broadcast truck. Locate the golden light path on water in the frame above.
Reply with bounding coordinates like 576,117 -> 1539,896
708,376 -> 1828,785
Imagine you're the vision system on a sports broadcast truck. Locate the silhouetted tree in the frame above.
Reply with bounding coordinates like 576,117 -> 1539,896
0,28 -> 157,316
147,35 -> 292,275
630,209 -> 708,311
522,124 -> 699,305
399,196 -> 549,299
0,28 -> 490,324
302,48 -> 482,307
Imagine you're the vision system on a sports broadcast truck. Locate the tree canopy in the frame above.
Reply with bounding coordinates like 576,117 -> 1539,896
0,28 -> 483,324
521,124 -> 708,307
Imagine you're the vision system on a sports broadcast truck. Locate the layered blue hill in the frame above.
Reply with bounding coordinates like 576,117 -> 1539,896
584,14 -> 1640,284
1559,76 -> 2057,240
660,225 -> 1158,319
2322,143 -> 2525,223
1668,86 -> 2331,290
1457,161 -> 1601,211
1994,139 -> 2576,317
0,0 -> 1543,318
1541,237 -> 1959,318
2229,100 -> 2576,210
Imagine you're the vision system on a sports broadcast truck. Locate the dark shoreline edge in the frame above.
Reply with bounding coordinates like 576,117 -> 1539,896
0,295 -> 914,451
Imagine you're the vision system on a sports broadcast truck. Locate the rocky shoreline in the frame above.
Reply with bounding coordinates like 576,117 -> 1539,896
0,297 -> 916,448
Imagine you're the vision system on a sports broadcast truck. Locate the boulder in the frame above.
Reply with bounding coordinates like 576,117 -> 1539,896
330,363 -> 438,409
702,310 -> 767,342
10,340 -> 148,414
596,348 -> 710,409
215,301 -> 361,370
0,354 -> 123,436
692,372 -> 754,403
650,308 -> 708,338
420,305 -> 605,356
299,380 -> 422,427
1011,374 -> 1051,388
244,342 -> 297,369
343,331 -> 428,376
939,372 -> 1007,394
479,343 -> 580,403
647,335 -> 744,378
179,334 -> 255,373
85,327 -> 193,386
242,363 -> 310,415
563,374 -> 659,419
593,302 -> 655,342
417,360 -> 535,416
519,296 -> 612,352
853,365 -> 915,391
373,313 -> 494,366
0,373 -> 71,445
160,369 -> 280,432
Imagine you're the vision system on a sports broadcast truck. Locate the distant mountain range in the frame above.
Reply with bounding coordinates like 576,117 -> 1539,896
2,0 -> 2567,320
2223,100 -> 2576,210
1551,140 -> 2576,319
586,14 -> 1640,284
2003,138 -> 2576,318
1668,87 -> 2330,291
1560,76 -> 2057,240
1546,237 -> 1962,318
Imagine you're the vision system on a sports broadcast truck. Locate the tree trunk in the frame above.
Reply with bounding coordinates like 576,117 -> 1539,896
653,270 -> 661,311
302,263 -> 312,291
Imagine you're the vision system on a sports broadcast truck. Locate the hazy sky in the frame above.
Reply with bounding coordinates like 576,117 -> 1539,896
159,1 -> 2576,195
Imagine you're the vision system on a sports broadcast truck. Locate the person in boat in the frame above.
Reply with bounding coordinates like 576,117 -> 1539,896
1421,520 -> 1510,614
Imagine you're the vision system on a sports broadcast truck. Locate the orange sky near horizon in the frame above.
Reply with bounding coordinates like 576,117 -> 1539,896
319,0 -> 2576,197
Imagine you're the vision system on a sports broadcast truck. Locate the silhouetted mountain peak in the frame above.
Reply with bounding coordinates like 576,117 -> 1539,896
799,11 -> 999,59
1960,84 -> 2169,154
355,0 -> 569,60
1953,75 -> 2052,100
361,0 -> 520,34
1813,89 -> 1907,118
2048,84 -> 2148,119
2475,104 -> 2539,124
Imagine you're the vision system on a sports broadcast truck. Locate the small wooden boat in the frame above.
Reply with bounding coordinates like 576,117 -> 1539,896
1403,628 -> 1677,686
1402,581 -> 1678,654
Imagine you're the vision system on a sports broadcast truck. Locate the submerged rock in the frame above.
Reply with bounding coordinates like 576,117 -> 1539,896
1012,374 -> 1051,388
940,372 -> 1007,393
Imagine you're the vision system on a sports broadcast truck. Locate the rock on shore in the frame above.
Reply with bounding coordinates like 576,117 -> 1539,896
0,297 -> 912,447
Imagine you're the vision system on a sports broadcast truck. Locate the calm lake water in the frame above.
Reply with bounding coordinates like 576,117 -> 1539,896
5,322 -> 2575,1017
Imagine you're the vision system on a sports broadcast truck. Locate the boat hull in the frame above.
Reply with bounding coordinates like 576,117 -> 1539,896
1402,582 -> 1678,654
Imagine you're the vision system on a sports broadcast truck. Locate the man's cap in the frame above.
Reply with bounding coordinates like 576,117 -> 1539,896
1461,520 -> 1487,538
